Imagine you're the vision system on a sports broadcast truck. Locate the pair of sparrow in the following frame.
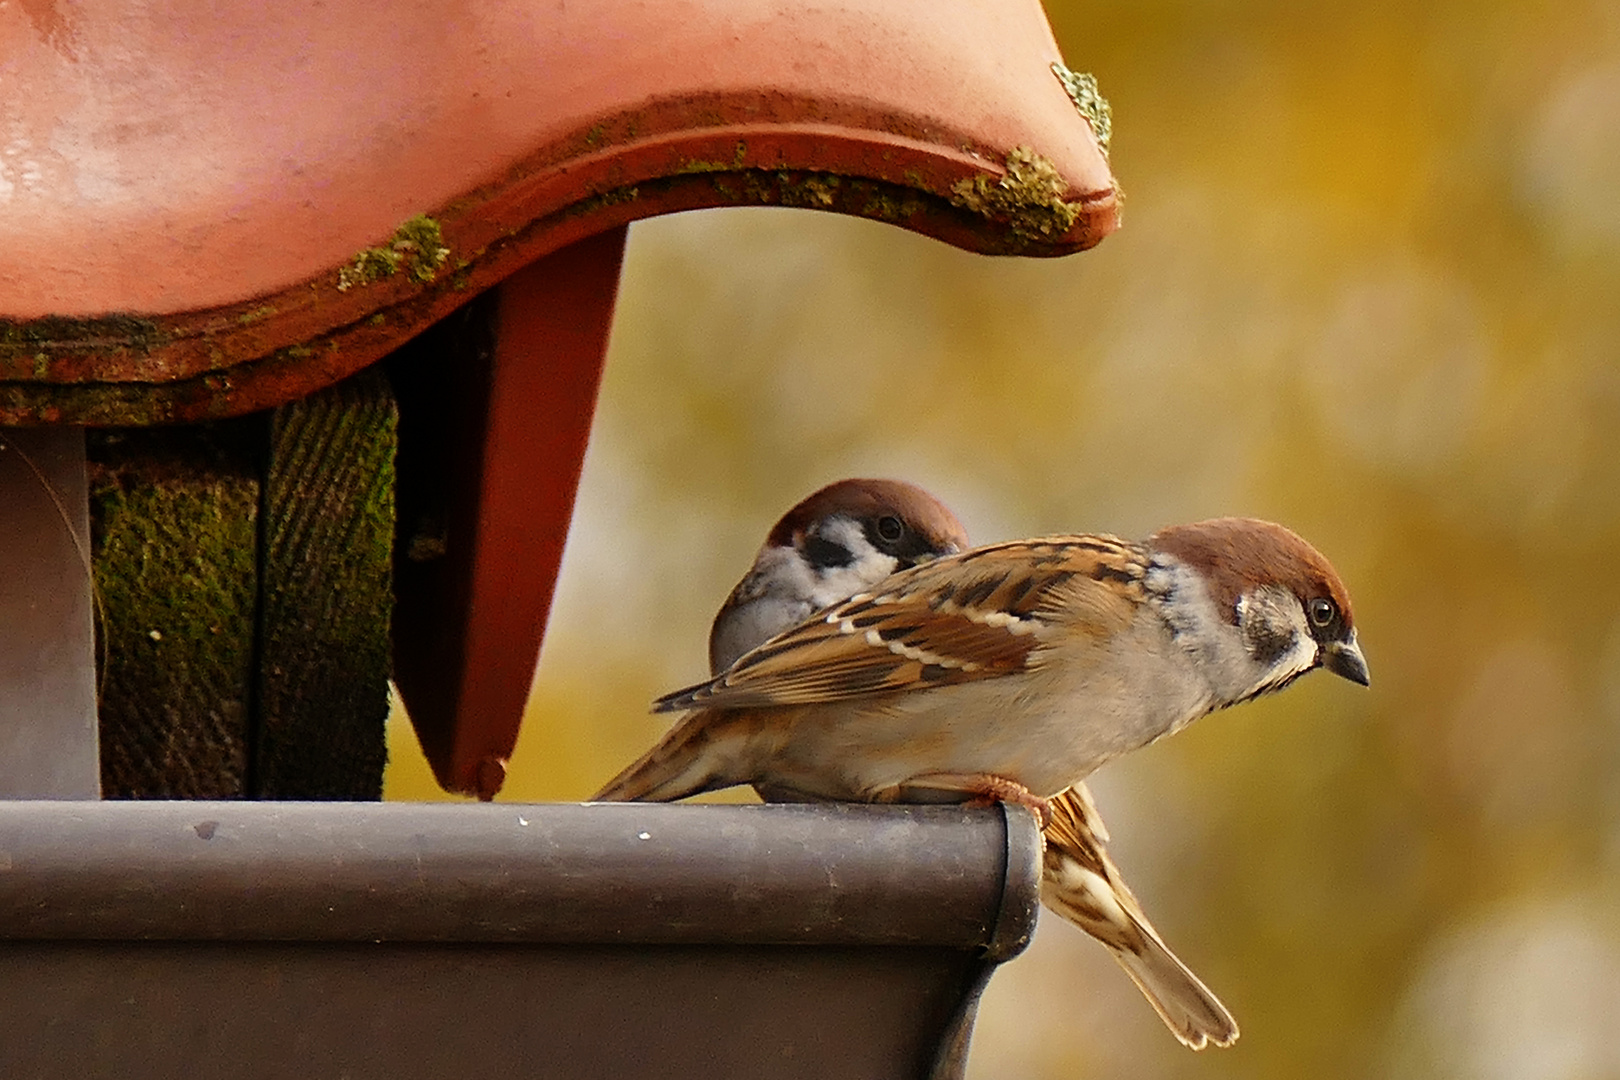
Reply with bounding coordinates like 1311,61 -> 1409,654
595,479 -> 1368,1049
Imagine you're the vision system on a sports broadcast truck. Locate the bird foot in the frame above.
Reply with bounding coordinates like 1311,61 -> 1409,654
965,776 -> 1052,829
895,772 -> 1052,828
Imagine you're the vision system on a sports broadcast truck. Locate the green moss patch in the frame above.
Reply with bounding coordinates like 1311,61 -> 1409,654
1050,63 -> 1112,155
89,423 -> 263,797
336,214 -> 452,292
0,314 -> 168,359
948,146 -> 1082,243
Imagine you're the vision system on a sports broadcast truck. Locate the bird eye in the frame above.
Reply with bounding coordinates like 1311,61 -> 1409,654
876,515 -> 905,542
1309,598 -> 1337,627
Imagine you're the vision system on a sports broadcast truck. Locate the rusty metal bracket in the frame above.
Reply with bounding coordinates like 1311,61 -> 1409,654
0,429 -> 98,797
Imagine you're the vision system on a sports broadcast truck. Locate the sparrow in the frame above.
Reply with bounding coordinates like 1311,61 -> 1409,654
594,516 -> 1368,812
692,481 -> 1242,1047
707,478 -> 969,675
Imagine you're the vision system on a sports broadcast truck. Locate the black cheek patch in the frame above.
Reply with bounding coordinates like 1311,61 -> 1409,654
802,534 -> 854,569
1244,619 -> 1298,669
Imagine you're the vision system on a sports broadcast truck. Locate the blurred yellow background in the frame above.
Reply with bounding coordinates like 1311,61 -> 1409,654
386,0 -> 1620,1076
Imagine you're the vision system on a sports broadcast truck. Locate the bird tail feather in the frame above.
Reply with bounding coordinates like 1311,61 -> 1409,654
1041,785 -> 1239,1050
1106,921 -> 1240,1050
591,711 -> 734,803
1039,871 -> 1239,1049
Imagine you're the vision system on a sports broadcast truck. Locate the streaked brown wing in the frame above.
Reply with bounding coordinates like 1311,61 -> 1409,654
652,535 -> 1148,713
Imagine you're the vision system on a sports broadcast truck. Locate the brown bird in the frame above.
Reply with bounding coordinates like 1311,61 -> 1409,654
601,494 -> 1366,1050
596,517 -> 1366,809
706,478 -> 970,676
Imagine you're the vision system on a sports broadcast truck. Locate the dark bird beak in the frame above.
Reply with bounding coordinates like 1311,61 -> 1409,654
1322,633 -> 1370,687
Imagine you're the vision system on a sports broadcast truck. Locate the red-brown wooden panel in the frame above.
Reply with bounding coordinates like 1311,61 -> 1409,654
391,229 -> 625,797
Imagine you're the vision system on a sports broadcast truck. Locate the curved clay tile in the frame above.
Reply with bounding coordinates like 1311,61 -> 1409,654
0,0 -> 1117,422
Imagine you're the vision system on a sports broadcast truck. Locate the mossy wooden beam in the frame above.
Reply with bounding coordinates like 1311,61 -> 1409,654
253,369 -> 396,799
88,368 -> 397,800
90,424 -> 261,798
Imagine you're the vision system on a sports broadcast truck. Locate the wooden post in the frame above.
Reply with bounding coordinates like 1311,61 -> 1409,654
253,369 -> 397,798
90,370 -> 397,800
91,424 -> 260,798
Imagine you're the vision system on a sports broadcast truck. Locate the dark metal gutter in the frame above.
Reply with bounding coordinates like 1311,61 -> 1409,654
0,801 -> 1040,1080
